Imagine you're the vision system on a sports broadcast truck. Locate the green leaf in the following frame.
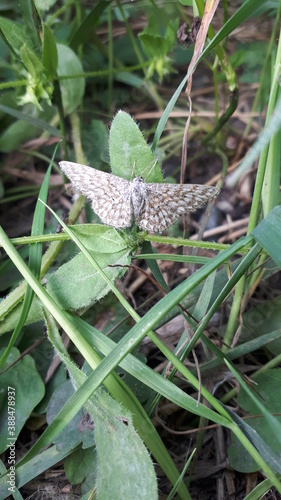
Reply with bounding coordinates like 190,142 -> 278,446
57,43 -> 85,114
70,0 -> 111,51
0,17 -> 27,55
0,348 -> 45,454
0,247 -> 30,291
20,44 -> 43,79
0,299 -> 43,334
114,72 -> 143,88
46,225 -> 131,310
0,119 -> 41,153
47,380 -> 95,452
47,251 -> 129,310
64,447 -> 97,491
42,23 -> 58,80
165,20 -> 179,47
251,206 -> 281,268
69,224 -> 127,251
0,103 -> 59,139
34,0 -> 57,11
241,295 -> 281,355
138,18 -> 178,80
19,0 -> 41,52
94,388 -> 158,500
60,386 -> 158,497
109,110 -> 162,182
19,44 -> 53,109
139,17 -> 178,59
228,369 -> 281,473
81,119 -> 108,166
139,33 -> 170,58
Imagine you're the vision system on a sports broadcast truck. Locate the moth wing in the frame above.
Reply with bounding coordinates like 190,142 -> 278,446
59,161 -> 132,228
136,183 -> 219,233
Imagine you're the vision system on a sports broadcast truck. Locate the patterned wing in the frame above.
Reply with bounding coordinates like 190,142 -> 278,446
135,182 -> 219,233
59,161 -> 132,228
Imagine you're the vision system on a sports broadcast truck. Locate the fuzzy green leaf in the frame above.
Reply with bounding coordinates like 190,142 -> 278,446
0,348 -> 45,454
94,388 -> 158,500
109,110 -> 162,182
46,225 -> 131,310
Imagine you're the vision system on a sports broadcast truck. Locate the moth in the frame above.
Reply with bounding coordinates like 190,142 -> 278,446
59,161 -> 219,233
